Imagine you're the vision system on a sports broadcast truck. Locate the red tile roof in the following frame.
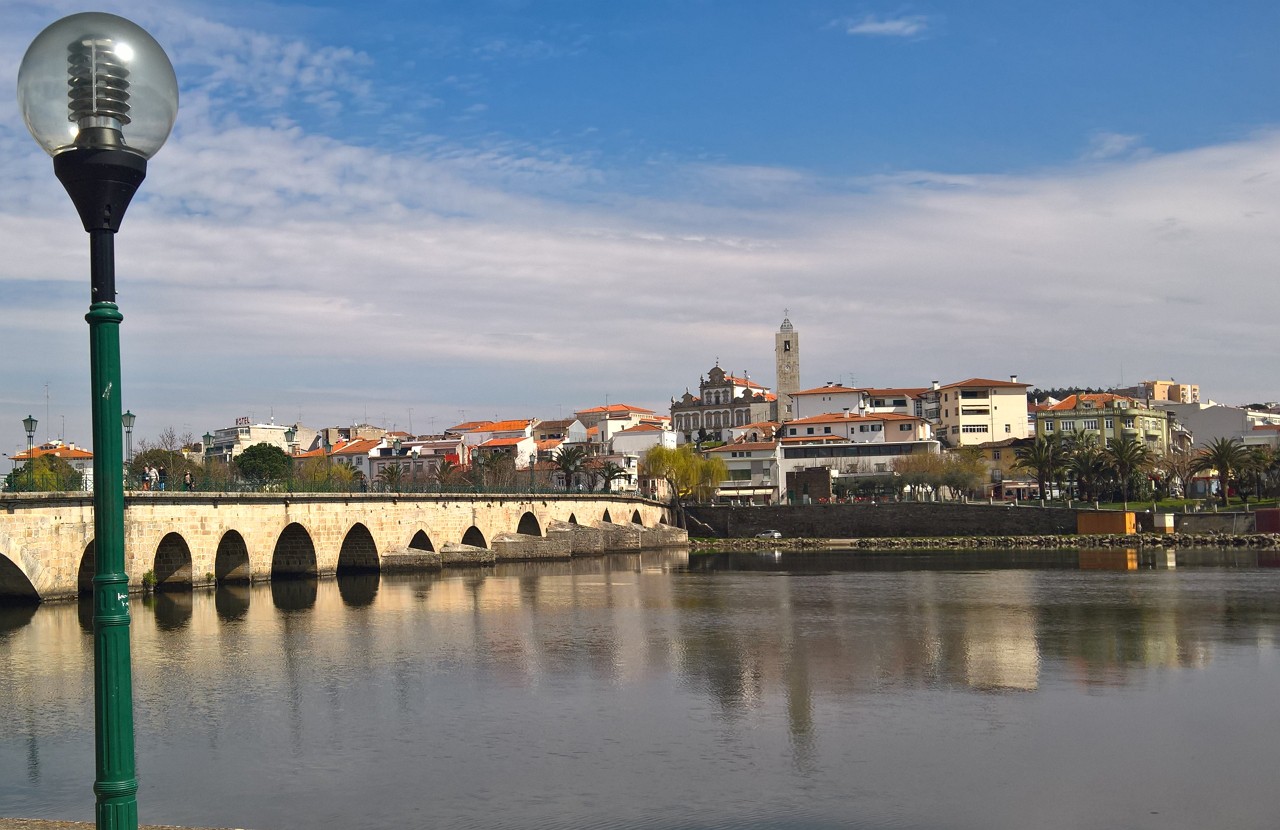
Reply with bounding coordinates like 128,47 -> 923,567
479,437 -> 526,448
576,404 -> 656,415
791,385 -> 863,396
470,419 -> 534,433
1047,393 -> 1141,412
331,438 -> 381,456
940,378 -> 1029,390
10,443 -> 93,461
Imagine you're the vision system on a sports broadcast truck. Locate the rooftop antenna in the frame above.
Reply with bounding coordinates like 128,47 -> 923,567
408,408 -> 414,434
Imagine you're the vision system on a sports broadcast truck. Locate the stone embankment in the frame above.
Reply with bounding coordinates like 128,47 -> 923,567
691,533 -> 1280,551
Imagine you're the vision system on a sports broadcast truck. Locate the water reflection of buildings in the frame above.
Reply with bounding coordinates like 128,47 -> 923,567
7,551 -> 1280,781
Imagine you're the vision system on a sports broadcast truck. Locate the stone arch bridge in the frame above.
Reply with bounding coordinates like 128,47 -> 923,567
0,492 -> 684,603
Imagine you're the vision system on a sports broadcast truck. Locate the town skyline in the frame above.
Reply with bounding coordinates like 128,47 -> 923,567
4,1 -> 1279,449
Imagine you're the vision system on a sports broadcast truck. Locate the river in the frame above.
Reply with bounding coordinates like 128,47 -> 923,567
2,548 -> 1279,830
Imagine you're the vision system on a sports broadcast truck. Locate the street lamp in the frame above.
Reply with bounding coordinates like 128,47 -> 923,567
18,13 -> 177,830
23,415 -> 38,491
121,410 -> 135,464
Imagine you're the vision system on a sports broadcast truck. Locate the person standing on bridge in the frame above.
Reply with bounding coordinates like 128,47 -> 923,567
158,466 -> 168,491
184,470 -> 194,491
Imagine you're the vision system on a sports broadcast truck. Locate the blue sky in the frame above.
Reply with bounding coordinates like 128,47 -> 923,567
2,1 -> 1279,449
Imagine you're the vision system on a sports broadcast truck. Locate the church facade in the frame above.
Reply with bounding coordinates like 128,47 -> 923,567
670,365 -> 776,445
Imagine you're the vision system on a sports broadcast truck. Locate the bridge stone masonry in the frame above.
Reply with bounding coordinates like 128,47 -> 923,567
0,492 -> 686,603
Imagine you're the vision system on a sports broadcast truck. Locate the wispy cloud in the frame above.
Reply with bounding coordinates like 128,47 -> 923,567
835,14 -> 930,38
1082,131 -> 1146,161
3,2 -> 1278,443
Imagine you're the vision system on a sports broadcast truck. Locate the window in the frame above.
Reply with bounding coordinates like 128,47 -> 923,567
806,427 -> 814,435
859,425 -> 869,432
1060,421 -> 1076,432
873,399 -> 886,407
823,427 -> 831,434
871,424 -> 882,432
960,390 -> 990,400
1105,418 -> 1114,429
1083,419 -> 1099,430
951,426 -> 960,434
961,425 -> 989,433
992,450 -> 1002,460
1044,421 -> 1054,432
899,424 -> 913,431
961,407 -> 990,416
1124,418 -> 1135,429
783,340 -> 791,352
893,398 -> 907,407
1004,424 -> 1011,433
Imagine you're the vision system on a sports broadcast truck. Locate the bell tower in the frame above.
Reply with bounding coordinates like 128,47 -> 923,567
775,311 -> 799,421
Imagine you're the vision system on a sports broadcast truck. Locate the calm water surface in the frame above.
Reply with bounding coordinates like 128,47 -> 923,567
3,548 -> 1280,830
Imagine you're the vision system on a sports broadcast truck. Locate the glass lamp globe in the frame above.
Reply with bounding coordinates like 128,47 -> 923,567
17,12 -> 178,160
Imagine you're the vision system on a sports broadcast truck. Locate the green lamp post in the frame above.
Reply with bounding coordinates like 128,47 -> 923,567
18,13 -> 178,830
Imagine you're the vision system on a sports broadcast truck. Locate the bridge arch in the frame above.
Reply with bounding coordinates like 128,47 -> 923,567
631,510 -> 643,526
337,523 -> 379,573
78,542 -> 96,596
408,529 -> 434,552
0,554 -> 39,604
567,513 -> 578,525
154,532 -> 193,591
602,509 -> 613,524
272,523 -> 317,579
461,526 -> 487,548
516,512 -> 541,537
215,531 -> 252,583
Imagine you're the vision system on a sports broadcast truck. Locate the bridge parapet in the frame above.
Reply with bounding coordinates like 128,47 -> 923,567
0,491 -> 684,602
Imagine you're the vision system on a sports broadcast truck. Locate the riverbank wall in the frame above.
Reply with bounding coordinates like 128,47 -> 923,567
686,502 -> 1078,539
686,503 -> 1269,541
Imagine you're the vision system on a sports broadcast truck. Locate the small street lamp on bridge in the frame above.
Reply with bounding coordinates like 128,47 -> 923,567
22,415 -> 37,491
18,12 -> 177,830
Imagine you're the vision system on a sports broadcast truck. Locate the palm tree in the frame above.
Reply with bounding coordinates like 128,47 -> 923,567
376,462 -> 405,492
1192,437 -> 1251,507
552,445 -> 589,491
598,461 -> 627,493
1013,435 -> 1065,502
1103,434 -> 1152,509
1066,434 -> 1109,503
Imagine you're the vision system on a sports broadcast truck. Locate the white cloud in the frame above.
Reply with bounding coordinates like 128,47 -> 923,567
836,15 -> 930,38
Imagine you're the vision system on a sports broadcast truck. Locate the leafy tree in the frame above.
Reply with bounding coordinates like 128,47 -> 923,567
6,455 -> 83,492
892,453 -> 944,500
1192,437 -> 1251,507
129,447 -> 200,491
642,445 -> 725,503
1153,449 -> 1197,500
234,443 -> 293,488
941,451 -> 986,500
1103,434 -> 1152,509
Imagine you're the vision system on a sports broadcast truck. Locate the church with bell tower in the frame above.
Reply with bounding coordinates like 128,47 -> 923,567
775,312 -> 800,421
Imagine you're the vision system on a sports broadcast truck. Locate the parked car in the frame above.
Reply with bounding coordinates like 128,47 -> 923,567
754,529 -> 783,539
